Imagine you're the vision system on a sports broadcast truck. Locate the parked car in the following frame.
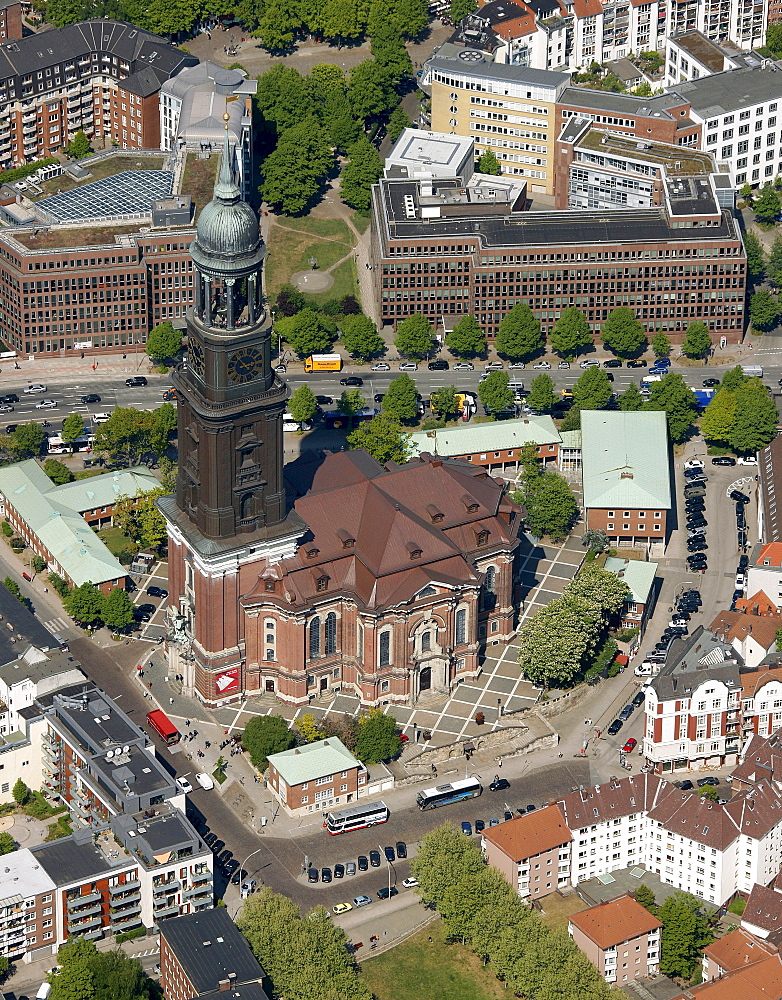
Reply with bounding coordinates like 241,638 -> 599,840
203,832 -> 217,848
532,361 -> 551,369
333,902 -> 352,915
196,772 -> 214,790
461,821 -> 473,835
357,855 -> 369,871
369,850 -> 381,867
321,867 -> 333,883
353,895 -> 372,907
370,362 -> 390,372
428,359 -> 449,370
398,362 -> 418,371
453,361 -> 474,370
579,359 -> 599,367
334,864 -> 345,879
619,704 -> 634,720
739,554 -> 749,571
176,777 -> 193,793
307,868 -> 319,883
622,738 -> 638,753
603,358 -> 622,368
395,841 -> 407,859
730,490 -> 750,503
383,846 -> 395,861
211,839 -> 225,855
224,859 -> 239,878
627,360 -> 647,368
712,456 -> 736,466
474,820 -> 485,833
607,719 -> 623,735
558,361 -> 570,369
147,585 -> 168,598
684,458 -> 705,470
697,776 -> 720,787
346,861 -> 357,876
402,877 -> 419,888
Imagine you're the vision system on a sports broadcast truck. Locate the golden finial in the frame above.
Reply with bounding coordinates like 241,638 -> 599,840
223,111 -> 230,129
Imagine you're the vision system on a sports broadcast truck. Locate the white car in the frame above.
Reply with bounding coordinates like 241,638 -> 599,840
484,361 -> 504,371
735,572 -> 746,589
507,361 -> 526,370
36,399 -> 57,409
558,361 -> 570,369
92,412 -> 112,424
176,776 -> 193,793
398,362 -> 418,371
24,384 -> 47,394
737,456 -> 758,466
453,361 -> 474,370
532,361 -> 551,369
370,362 -> 390,371
195,772 -> 214,790
580,359 -> 599,368
684,458 -> 705,471
274,364 -> 287,374
402,877 -> 419,888
0,404 -> 13,413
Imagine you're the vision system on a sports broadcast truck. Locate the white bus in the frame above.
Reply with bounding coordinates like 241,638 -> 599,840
47,433 -> 95,454
323,800 -> 389,835
416,777 -> 483,811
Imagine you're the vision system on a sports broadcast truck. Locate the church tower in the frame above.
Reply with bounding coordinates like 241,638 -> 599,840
160,118 -> 302,705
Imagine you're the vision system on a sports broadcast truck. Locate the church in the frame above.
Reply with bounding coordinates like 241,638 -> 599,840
160,121 -> 525,709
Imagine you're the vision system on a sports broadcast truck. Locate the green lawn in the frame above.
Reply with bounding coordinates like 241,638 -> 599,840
97,526 -> 138,559
265,215 -> 363,305
360,922 -> 505,1000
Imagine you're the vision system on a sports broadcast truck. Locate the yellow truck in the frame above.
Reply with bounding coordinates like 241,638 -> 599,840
304,354 -> 343,372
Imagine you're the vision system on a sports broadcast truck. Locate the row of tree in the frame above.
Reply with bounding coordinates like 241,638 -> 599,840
517,564 -> 630,688
410,824 -> 611,999
52,579 -> 137,631
700,366 -> 778,454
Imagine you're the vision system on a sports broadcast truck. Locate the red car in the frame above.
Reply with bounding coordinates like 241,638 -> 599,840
621,738 -> 638,753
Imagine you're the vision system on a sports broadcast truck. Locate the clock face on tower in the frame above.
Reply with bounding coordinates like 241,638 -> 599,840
189,340 -> 205,378
228,346 -> 264,384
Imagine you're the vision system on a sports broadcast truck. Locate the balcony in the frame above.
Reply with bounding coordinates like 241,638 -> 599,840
110,914 -> 142,931
153,904 -> 179,920
193,899 -> 212,910
67,902 -> 102,919
153,880 -> 180,895
68,914 -> 102,932
110,900 -> 141,917
67,890 -> 102,907
109,880 -> 141,895
82,927 -> 104,941
183,884 -> 212,900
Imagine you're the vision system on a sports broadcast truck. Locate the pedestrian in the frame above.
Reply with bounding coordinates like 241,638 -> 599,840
205,740 -> 211,749
431,763 -> 436,773
148,680 -> 152,689
498,758 -> 502,768
186,719 -> 191,727
169,697 -> 174,705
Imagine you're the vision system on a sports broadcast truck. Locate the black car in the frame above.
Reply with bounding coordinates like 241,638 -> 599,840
224,859 -> 239,878
217,849 -> 233,866
315,395 -> 333,406
475,819 -> 485,832
321,867 -> 332,883
231,867 -> 247,885
307,867 -> 319,883
632,691 -> 645,707
603,358 -> 622,367
685,502 -> 705,513
687,517 -> 708,529
730,490 -> 750,503
489,777 -> 510,791
203,832 -> 217,848
697,776 -> 719,787
712,456 -> 736,466
369,850 -> 381,867
373,393 -> 385,404
428,359 -> 449,370
211,839 -> 225,855
679,779 -> 694,791
681,589 -> 701,600
739,554 -> 749,571
687,557 -> 707,568
684,467 -> 705,479
147,585 -> 168,598
687,542 -> 707,552
627,359 -> 647,367
334,863 -> 345,879
672,612 -> 691,622
125,376 -> 147,387
340,376 -> 363,386
702,378 -> 720,387
357,855 -> 369,871
607,719 -> 623,736
133,603 -> 156,622
737,514 -> 746,530
4,424 -> 16,434
81,393 -> 101,404
377,886 -> 399,899
396,841 -> 407,859
732,589 -> 744,603
383,846 -> 395,862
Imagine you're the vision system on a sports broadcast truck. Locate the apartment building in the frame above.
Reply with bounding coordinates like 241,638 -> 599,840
369,171 -> 746,339
564,0 -> 668,67
671,62 -> 782,187
710,611 -> 781,668
0,1 -> 21,44
748,544 -> 782,608
159,909 -> 269,1000
456,0 -> 570,71
0,216 -> 196,358
0,20 -> 196,168
702,926 -> 778,981
568,894 -> 662,984
425,56 -> 568,192
0,848 -> 57,962
482,803 -> 572,899
603,556 -> 658,633
742,877 -> 782,939
664,31 -> 763,87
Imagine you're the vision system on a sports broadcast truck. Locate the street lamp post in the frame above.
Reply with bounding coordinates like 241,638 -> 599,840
240,847 -> 265,887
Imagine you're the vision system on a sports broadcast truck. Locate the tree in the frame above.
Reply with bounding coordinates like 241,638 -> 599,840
255,0 -> 303,52
92,408 -> 153,465
145,321 -> 181,362
582,529 -> 609,554
572,367 -> 613,410
495,303 -> 544,360
340,314 -> 384,360
449,0 -> 477,20
768,23 -> 782,56
288,385 -> 319,424
112,489 -> 168,552
698,785 -> 720,801
337,388 -> 365,416
750,288 -> 779,330
382,373 -> 419,422
101,587 -> 135,632
347,59 -> 396,125
518,595 -> 600,687
744,229 -> 766,281
256,66 -> 309,133
681,321 -> 712,359
348,413 -> 411,464
12,778 -> 30,805
3,578 -> 20,601
476,149 -> 501,175
642,372 -> 698,443
0,832 -> 15,857
633,885 -> 657,914
275,284 -> 306,317
445,314 -> 486,358
31,555 -> 46,573
619,382 -> 644,411
370,25 -> 414,87
550,307 -> 591,358
700,388 -> 736,445
150,402 -> 177,458
754,182 -> 781,225
67,130 -> 92,159
513,467 -> 578,541
722,365 -> 749,391
427,385 -> 459,419
566,564 -> 630,620
526,374 -> 556,413
354,708 -> 402,764
767,234 -> 782,289
63,583 -> 104,627
261,120 -> 333,215
61,412 -> 86,445
730,382 -> 779,454
601,306 -> 646,357
387,106 -> 412,143
340,135 -> 383,211
477,370 -> 514,415
297,713 -> 326,743
43,458 -> 74,485
242,715 -> 296,770
7,422 -> 44,460
658,892 -> 713,980
394,313 -> 435,359
320,0 -> 363,45
276,308 -> 337,358
651,330 -> 671,358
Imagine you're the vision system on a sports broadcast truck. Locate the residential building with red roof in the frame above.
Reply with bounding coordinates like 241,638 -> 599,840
568,893 -> 662,984
747,544 -> 782,611
670,954 -> 782,1000
481,803 -> 572,899
735,592 -> 782,618
743,879 -> 782,942
702,926 -> 777,982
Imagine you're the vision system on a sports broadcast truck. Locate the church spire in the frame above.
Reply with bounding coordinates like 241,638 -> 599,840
212,112 -> 241,205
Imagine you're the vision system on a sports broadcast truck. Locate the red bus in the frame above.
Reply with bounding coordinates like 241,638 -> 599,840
146,709 -> 181,745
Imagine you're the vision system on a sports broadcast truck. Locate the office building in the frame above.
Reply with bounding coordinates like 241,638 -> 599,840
265,738 -> 371,818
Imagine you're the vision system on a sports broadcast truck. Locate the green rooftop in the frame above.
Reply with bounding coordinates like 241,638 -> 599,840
408,415 -> 561,459
580,411 -> 671,511
577,128 -> 715,176
603,556 -> 658,604
267,737 -> 360,785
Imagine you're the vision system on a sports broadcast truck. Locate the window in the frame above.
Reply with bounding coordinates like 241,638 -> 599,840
482,565 -> 496,611
379,631 -> 391,666
309,617 -> 321,658
421,631 -> 431,652
456,608 -> 467,645
325,612 -> 337,655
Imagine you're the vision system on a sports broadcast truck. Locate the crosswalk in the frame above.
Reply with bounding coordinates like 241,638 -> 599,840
40,616 -> 70,634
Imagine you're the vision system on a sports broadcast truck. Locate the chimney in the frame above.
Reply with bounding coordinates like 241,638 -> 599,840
218,980 -> 231,992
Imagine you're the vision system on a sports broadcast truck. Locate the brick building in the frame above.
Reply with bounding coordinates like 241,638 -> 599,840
580,411 -> 672,553
481,803 -> 572,899
265,738 -> 371,817
568,894 -> 662,984
0,1 -> 21,44
0,20 -> 195,168
159,909 -> 269,1000
603,556 -> 658,633
556,87 -> 702,149
369,171 -> 746,341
